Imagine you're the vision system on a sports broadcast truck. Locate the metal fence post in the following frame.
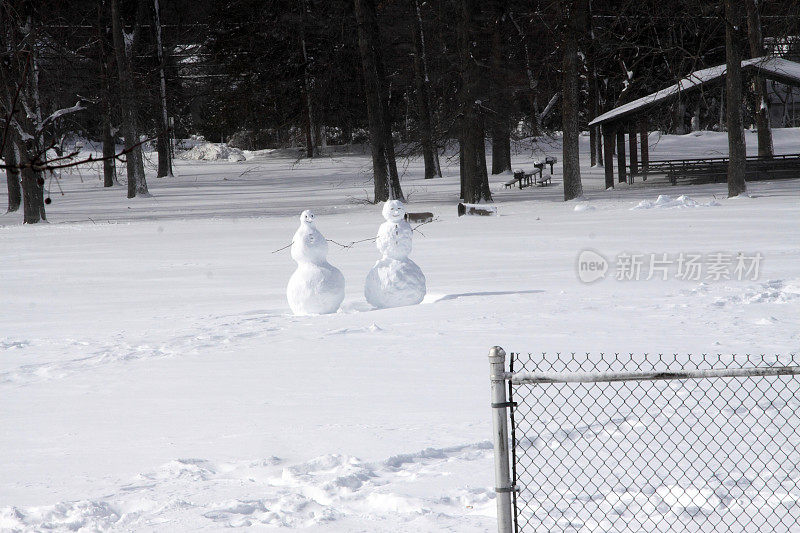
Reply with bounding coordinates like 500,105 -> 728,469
489,346 -> 513,533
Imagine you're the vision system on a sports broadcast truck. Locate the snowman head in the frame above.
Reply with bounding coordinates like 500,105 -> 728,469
300,210 -> 316,225
382,200 -> 405,223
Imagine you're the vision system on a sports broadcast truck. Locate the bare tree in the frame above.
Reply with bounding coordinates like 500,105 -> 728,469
458,0 -> 492,203
299,0 -> 316,158
489,0 -> 511,175
0,9 -> 46,223
2,130 -> 21,212
725,0 -> 747,197
0,23 -> 21,212
353,0 -> 404,201
745,0 -> 773,158
110,0 -> 148,198
411,0 -> 441,179
152,0 -> 173,176
98,0 -> 117,188
560,0 -> 586,201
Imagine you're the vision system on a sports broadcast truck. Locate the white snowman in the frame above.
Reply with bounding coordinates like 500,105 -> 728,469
286,210 -> 345,315
364,200 -> 426,308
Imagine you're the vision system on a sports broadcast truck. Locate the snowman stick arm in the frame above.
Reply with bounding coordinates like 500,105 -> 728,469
274,219 -> 434,254
271,241 -> 294,254
327,237 -> 377,250
410,218 -> 437,237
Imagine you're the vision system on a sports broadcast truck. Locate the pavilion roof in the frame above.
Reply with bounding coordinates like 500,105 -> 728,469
588,57 -> 800,127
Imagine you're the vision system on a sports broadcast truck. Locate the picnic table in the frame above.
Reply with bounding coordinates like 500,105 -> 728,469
504,158 -> 557,189
504,169 -> 541,189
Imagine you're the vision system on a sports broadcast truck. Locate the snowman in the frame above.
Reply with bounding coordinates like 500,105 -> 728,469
286,210 -> 345,315
364,200 -> 426,308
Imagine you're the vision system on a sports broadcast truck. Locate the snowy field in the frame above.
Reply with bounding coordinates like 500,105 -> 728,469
1,129 -> 799,531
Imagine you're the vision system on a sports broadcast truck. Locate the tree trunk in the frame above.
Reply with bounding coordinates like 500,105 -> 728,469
111,0 -> 147,198
561,0 -> 584,201
313,122 -> 323,148
725,0 -> 747,197
588,98 -> 598,167
674,100 -> 686,134
458,0 -> 491,203
489,0 -> 511,175
0,14 -> 45,222
411,0 -> 441,179
4,132 -> 22,212
20,162 -> 46,223
153,0 -> 172,176
21,32 -> 47,223
103,118 -> 116,187
459,138 -> 466,200
745,0 -> 773,158
98,4 -> 117,188
586,2 -> 600,167
353,0 -> 404,201
300,0 -> 315,158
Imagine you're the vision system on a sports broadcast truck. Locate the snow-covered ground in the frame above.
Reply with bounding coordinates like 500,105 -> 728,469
1,129 -> 798,531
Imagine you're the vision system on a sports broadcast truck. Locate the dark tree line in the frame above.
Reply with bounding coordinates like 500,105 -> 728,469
3,0 -> 800,221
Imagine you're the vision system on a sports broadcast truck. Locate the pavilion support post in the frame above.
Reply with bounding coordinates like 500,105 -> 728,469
596,126 -> 603,166
616,127 -> 627,183
639,120 -> 649,181
602,123 -> 615,189
628,122 -> 638,182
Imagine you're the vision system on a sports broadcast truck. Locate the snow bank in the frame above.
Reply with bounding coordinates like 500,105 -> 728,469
632,194 -> 720,210
178,141 -> 246,162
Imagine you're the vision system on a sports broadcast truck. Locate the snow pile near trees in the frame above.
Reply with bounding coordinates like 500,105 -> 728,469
632,194 -> 721,210
179,140 -> 246,162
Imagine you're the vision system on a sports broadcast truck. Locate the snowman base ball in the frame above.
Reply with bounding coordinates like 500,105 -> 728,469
287,263 -> 345,315
365,257 -> 426,309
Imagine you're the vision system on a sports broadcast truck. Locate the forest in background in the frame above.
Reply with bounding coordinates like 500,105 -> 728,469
1,0 -> 799,222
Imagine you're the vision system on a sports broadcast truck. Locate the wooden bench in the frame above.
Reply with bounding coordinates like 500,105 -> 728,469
503,174 -> 521,189
536,174 -> 552,186
636,153 -> 800,185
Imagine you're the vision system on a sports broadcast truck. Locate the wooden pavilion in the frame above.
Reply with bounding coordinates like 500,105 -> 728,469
588,57 -> 800,187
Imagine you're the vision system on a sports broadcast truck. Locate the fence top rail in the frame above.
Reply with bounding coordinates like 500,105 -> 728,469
507,365 -> 800,385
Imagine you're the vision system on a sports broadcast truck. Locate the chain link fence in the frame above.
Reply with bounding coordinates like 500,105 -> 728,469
490,350 -> 800,533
